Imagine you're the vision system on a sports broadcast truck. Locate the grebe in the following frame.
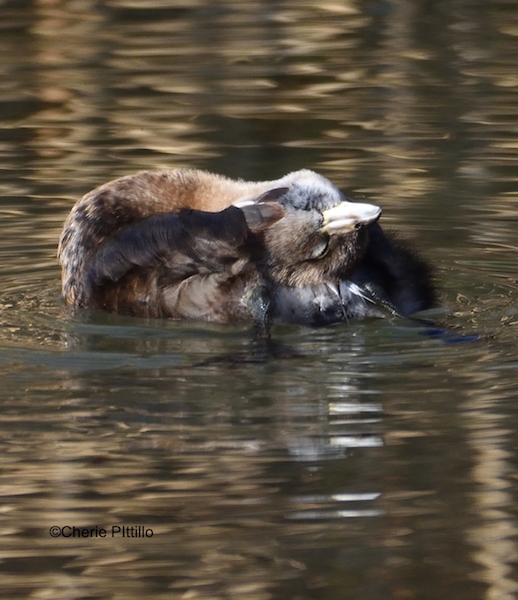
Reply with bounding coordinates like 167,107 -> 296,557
58,169 -> 434,332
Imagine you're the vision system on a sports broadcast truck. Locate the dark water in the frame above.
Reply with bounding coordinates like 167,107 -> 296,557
1,0 -> 518,598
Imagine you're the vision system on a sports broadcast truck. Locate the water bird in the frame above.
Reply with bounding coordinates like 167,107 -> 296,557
58,168 -> 434,334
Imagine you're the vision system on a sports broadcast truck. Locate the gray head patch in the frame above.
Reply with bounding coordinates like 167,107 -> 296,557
275,172 -> 346,211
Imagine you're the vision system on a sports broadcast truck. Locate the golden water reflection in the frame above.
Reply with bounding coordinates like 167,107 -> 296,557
1,0 -> 518,598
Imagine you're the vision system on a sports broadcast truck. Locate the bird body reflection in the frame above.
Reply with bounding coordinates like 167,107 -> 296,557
58,168 -> 434,331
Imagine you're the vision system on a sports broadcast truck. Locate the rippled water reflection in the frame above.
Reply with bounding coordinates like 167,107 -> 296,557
1,0 -> 518,598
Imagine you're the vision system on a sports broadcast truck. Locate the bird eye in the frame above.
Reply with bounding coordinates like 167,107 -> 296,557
309,237 -> 330,260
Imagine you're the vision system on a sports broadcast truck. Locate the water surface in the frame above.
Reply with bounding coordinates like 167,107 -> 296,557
1,1 -> 518,599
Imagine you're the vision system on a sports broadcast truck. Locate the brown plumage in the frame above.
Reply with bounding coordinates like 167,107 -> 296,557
58,168 -> 433,329
58,170 -> 434,334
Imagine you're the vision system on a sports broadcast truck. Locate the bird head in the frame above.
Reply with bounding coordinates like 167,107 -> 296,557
249,171 -> 382,287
